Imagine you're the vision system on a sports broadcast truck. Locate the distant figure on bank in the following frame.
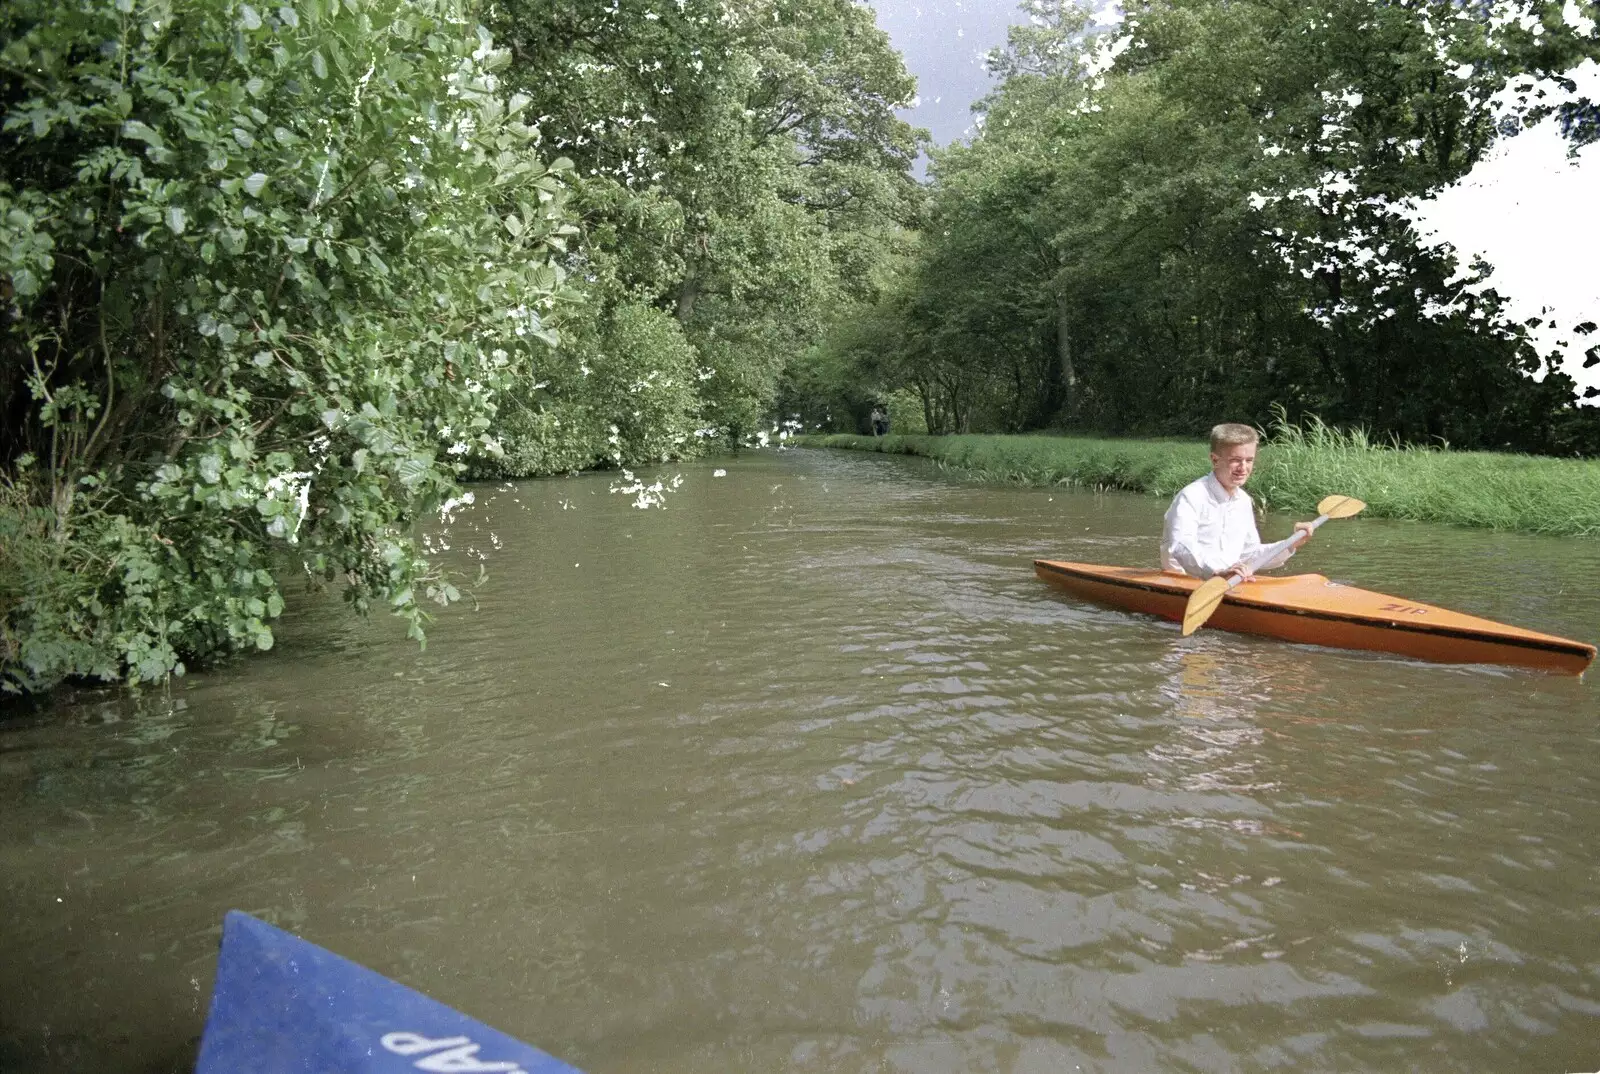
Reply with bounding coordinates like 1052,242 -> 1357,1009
869,405 -> 889,437
1160,423 -> 1314,581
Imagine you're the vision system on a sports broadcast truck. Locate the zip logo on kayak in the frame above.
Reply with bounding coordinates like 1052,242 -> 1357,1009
1378,603 -> 1428,615
382,1032 -> 536,1073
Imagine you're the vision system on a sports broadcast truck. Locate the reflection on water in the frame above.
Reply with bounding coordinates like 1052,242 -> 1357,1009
2,447 -> 1598,1074
1151,650 -> 1275,794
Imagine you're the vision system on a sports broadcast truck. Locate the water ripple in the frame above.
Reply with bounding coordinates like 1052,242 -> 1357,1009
2,449 -> 1598,1072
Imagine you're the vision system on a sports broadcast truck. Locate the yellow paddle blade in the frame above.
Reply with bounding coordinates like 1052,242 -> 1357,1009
1181,575 -> 1232,636
1315,494 -> 1367,519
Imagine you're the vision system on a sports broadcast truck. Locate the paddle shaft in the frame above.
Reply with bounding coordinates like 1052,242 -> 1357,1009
1181,494 -> 1366,637
1238,511 -> 1330,577
1195,514 -> 1323,608
1204,512 -> 1332,603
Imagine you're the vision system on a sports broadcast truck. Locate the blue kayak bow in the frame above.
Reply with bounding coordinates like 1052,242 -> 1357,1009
195,911 -> 585,1074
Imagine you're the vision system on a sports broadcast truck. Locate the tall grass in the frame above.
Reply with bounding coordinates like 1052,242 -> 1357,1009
798,423 -> 1600,538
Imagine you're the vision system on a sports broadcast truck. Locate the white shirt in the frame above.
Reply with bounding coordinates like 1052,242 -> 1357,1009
1161,472 -> 1292,577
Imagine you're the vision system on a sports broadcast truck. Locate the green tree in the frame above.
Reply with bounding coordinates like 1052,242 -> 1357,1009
484,0 -> 926,455
839,0 -> 1600,452
1,0 -> 576,691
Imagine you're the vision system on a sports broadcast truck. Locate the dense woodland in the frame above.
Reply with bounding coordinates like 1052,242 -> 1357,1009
3,0 -> 1598,692
786,0 -> 1600,453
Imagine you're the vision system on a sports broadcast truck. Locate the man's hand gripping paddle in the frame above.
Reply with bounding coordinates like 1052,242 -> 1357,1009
1180,495 -> 1367,637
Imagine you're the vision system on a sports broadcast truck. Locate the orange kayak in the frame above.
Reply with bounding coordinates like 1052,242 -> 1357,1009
1035,560 -> 1596,675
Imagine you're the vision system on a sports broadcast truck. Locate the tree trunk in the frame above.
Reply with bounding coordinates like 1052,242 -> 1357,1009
675,269 -> 699,325
1056,295 -> 1077,420
917,382 -> 935,434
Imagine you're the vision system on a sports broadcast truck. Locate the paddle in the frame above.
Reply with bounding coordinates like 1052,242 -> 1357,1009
1180,494 -> 1367,637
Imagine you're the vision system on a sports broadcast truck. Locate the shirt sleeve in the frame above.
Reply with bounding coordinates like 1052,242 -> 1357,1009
1243,498 -> 1298,572
1162,490 -> 1237,578
1239,498 -> 1264,562
1251,537 -> 1298,571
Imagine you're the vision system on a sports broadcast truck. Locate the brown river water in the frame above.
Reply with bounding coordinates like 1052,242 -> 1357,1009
2,446 -> 1599,1073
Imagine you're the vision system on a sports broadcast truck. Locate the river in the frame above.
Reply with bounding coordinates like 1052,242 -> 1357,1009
2,446 -> 1598,1072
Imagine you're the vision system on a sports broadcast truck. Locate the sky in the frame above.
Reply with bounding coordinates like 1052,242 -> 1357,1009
1405,57 -> 1600,403
866,0 -> 1024,169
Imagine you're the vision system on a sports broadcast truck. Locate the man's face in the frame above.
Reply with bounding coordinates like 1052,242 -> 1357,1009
1211,441 -> 1257,493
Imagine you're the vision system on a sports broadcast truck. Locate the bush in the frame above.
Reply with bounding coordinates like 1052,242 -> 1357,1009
481,300 -> 703,477
1,0 -> 576,692
884,388 -> 927,435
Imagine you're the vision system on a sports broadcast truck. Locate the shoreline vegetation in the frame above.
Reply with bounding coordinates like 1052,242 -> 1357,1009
1,0 -> 921,696
8,0 -> 1598,698
797,424 -> 1600,539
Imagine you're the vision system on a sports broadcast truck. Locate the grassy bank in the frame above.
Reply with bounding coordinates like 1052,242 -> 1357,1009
797,426 -> 1600,538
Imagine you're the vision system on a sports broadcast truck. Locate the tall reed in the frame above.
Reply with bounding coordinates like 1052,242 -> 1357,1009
799,425 -> 1600,538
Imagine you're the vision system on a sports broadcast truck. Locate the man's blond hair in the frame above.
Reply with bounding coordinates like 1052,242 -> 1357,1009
1209,423 -> 1259,452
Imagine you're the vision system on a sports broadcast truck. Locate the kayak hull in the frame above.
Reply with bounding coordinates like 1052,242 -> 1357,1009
195,911 -> 584,1073
1035,560 -> 1595,675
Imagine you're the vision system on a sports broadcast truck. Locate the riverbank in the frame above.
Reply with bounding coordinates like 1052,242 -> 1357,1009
796,428 -> 1600,538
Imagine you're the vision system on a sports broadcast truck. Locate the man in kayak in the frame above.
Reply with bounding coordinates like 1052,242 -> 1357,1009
1160,423 -> 1313,581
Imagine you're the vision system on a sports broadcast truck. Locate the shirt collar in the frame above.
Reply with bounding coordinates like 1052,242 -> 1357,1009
1203,472 -> 1241,503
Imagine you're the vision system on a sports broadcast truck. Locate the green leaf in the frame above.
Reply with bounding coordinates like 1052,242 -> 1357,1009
394,454 -> 431,489
0,0 -> 599,691
121,119 -> 164,147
